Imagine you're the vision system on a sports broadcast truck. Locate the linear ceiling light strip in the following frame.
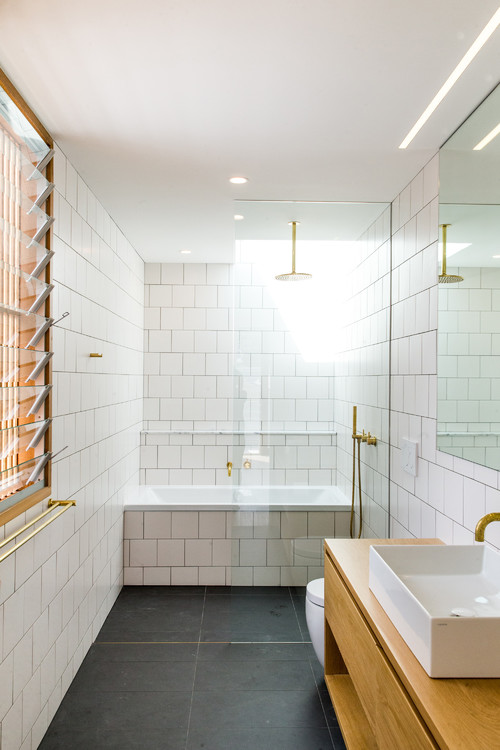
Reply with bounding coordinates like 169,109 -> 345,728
399,7 -> 500,149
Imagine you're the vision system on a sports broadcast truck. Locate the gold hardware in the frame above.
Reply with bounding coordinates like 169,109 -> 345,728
243,460 -> 251,469
227,461 -> 232,477
475,512 -> 500,542
361,429 -> 368,443
351,406 -> 363,540
275,221 -> 312,281
90,353 -> 103,357
439,224 -> 463,284
0,500 -> 76,564
367,432 -> 377,445
352,406 -> 363,441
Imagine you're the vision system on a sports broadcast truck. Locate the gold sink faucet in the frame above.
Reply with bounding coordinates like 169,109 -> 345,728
226,461 -> 232,477
475,512 -> 500,541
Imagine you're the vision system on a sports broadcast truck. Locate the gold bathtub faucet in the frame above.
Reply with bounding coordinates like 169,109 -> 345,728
475,512 -> 500,542
226,461 -> 232,477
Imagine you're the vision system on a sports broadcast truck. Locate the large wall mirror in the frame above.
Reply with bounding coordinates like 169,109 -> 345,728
438,83 -> 500,470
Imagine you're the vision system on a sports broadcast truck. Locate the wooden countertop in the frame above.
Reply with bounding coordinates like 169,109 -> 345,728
324,538 -> 500,750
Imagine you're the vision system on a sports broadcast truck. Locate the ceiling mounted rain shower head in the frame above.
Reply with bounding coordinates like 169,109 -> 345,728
439,223 -> 464,284
275,221 -> 312,281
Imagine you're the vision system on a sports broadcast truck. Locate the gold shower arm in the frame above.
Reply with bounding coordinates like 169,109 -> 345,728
291,221 -> 297,274
441,223 -> 449,275
0,500 -> 75,564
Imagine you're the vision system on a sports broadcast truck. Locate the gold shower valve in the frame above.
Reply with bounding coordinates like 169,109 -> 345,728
361,430 -> 368,443
367,432 -> 377,445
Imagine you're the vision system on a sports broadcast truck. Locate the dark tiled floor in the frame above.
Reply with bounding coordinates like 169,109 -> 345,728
40,586 -> 346,750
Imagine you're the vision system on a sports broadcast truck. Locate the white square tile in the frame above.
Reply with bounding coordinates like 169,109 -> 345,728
239,539 -> 267,566
199,567 -> 226,585
171,568 -> 199,585
199,512 -> 226,538
124,512 -> 144,539
172,285 -> 195,307
129,540 -> 157,567
144,568 -> 171,585
266,539 -> 293,566
195,286 -> 218,307
280,512 -> 307,538
144,512 -> 172,539
253,511 -> 280,539
207,264 -> 230,285
161,307 -> 183,330
158,446 -> 181,468
158,540 -> 185,566
123,567 -> 144,585
184,308 -> 207,330
172,512 -> 199,538
185,539 -> 212,566
280,567 -> 307,586
194,331 -> 217,352
172,331 -> 194,353
161,263 -> 184,284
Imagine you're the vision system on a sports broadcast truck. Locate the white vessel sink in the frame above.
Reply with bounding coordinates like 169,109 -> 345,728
369,544 -> 500,677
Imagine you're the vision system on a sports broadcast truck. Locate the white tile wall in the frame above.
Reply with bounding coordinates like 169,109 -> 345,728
437,269 -> 500,466
0,144 -> 144,750
124,508 -> 350,585
333,207 -> 392,538
142,262 -> 336,485
390,154 -> 500,550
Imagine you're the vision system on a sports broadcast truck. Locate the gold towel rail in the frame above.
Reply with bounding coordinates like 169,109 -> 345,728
0,500 -> 75,565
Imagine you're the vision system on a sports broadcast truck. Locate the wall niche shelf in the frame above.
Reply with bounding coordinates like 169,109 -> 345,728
141,429 -> 336,436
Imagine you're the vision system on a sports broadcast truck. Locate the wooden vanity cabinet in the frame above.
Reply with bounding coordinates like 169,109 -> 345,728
324,539 -> 500,750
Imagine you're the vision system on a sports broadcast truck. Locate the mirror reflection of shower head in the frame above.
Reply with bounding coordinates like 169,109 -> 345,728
438,223 -> 463,284
275,221 -> 312,281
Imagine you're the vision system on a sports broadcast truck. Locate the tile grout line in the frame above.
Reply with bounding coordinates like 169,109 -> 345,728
184,585 -> 207,749
289,585 -> 339,749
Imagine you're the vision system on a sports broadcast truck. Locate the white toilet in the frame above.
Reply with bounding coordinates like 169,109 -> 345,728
305,577 -> 325,667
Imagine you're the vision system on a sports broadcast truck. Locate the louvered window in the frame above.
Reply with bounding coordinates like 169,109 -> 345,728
0,74 -> 54,520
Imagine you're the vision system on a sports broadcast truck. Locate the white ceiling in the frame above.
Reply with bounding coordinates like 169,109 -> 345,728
1,0 -> 500,262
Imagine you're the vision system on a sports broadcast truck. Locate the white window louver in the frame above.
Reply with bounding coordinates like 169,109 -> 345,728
0,84 -> 55,510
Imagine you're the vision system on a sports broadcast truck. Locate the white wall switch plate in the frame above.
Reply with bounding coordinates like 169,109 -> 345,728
401,439 -> 418,476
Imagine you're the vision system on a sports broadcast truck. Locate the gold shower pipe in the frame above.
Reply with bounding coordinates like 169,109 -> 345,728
0,500 -> 75,564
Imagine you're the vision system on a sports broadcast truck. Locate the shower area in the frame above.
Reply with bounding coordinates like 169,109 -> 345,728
129,200 -> 391,585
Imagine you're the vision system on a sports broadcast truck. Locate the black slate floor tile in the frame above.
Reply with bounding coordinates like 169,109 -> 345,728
39,727 -> 188,750
70,659 -> 196,693
47,691 -> 191,732
206,585 -> 287,596
89,642 -> 198,661
96,628 -> 202,643
194,659 -> 316,691
189,689 -> 327,729
40,585 -> 346,750
119,585 -> 205,598
186,726 -> 335,750
197,642 -> 311,660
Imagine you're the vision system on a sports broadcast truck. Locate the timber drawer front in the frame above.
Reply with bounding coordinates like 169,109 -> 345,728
324,539 -> 500,750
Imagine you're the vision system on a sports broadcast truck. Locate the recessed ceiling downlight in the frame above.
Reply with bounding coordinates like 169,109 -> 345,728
180,249 -> 191,255
234,214 -> 244,220
229,177 -> 248,184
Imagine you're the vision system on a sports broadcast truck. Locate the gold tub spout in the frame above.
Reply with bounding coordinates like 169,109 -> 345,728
227,461 -> 232,477
475,512 -> 500,542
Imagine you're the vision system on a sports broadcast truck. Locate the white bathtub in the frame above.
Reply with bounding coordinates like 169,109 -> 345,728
126,485 -> 350,512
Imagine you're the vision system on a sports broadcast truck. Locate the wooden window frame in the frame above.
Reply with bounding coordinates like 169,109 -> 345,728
0,69 -> 53,526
